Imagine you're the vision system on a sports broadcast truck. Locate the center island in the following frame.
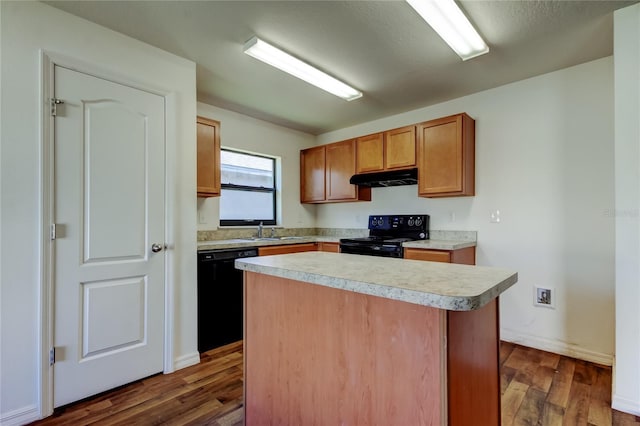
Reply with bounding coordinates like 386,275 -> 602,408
235,252 -> 518,426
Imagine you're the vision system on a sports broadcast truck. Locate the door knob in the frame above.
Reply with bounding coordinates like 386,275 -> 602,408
151,243 -> 164,253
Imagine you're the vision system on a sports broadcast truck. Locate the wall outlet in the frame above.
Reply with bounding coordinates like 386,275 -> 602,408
490,210 -> 501,223
198,211 -> 207,224
534,286 -> 555,309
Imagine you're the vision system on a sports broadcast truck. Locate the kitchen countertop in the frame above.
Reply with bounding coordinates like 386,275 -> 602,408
197,236 -> 335,250
198,236 -> 476,251
235,252 -> 517,311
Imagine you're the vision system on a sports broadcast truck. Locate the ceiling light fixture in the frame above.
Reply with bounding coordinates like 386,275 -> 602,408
406,0 -> 489,61
243,36 -> 362,101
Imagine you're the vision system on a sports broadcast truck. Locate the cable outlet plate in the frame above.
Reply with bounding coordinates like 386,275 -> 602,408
534,286 -> 555,309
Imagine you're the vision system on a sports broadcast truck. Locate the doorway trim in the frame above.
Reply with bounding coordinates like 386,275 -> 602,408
38,50 -> 177,418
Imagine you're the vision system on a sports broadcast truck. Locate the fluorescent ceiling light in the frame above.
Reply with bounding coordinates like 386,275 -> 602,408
406,0 -> 489,60
243,36 -> 362,101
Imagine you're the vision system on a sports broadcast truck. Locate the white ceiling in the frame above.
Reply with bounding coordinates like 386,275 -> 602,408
46,0 -> 637,135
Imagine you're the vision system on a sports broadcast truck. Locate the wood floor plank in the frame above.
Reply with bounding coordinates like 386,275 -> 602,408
613,410 -> 640,425
546,356 -> 576,408
588,397 -> 612,426
500,341 -> 516,366
564,381 -> 591,425
540,402 -> 565,425
538,349 -> 560,370
28,341 -> 640,426
502,380 -> 529,426
513,387 -> 546,426
591,367 -> 612,403
531,365 -> 556,394
504,346 -> 541,386
502,365 -> 517,395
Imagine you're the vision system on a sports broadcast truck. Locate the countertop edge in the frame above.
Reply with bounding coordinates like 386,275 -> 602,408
198,237 -> 477,251
236,257 -> 517,311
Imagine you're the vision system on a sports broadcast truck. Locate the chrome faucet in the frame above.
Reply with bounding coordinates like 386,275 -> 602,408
257,221 -> 263,238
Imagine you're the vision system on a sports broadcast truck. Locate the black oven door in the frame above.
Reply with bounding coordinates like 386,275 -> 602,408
339,242 -> 403,258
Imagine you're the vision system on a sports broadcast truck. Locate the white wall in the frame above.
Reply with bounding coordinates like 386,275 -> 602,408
0,2 -> 198,423
317,57 -> 615,365
613,3 -> 640,416
197,102 -> 316,231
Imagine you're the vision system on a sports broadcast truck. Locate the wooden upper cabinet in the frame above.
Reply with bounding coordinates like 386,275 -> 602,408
197,116 -> 221,197
356,133 -> 384,173
355,126 -> 416,174
417,113 -> 475,198
300,146 -> 326,203
326,140 -> 358,200
300,141 -> 371,204
385,126 -> 416,170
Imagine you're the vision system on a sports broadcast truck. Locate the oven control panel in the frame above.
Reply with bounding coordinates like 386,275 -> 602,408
368,215 -> 429,231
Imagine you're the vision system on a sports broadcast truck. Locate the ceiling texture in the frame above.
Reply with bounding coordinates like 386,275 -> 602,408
46,0 -> 637,135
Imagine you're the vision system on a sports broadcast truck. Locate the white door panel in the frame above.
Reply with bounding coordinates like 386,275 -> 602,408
53,65 -> 165,407
81,276 -> 146,358
84,100 -> 148,263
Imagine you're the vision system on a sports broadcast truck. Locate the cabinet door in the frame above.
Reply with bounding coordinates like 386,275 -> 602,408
197,116 -> 221,197
385,126 -> 416,170
404,247 -> 476,265
300,146 -> 326,203
417,114 -> 474,197
404,248 -> 451,263
326,140 -> 358,201
317,242 -> 340,253
356,133 -> 384,173
258,243 -> 317,256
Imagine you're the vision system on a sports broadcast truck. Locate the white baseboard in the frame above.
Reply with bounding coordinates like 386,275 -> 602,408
500,327 -> 613,366
0,405 -> 40,426
173,351 -> 200,370
612,395 -> 640,416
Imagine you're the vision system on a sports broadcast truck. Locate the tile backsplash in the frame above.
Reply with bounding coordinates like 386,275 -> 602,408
198,228 -> 475,242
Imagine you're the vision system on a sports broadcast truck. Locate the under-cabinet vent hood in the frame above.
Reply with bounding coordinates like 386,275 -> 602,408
349,168 -> 418,188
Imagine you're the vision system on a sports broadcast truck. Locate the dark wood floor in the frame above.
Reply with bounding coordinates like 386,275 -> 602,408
30,340 -> 640,425
500,342 -> 640,426
29,341 -> 244,426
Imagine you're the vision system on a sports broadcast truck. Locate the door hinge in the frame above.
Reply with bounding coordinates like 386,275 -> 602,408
50,223 -> 56,240
50,98 -> 64,116
49,347 -> 56,366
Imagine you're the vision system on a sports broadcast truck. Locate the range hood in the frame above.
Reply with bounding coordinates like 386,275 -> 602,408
349,168 -> 418,188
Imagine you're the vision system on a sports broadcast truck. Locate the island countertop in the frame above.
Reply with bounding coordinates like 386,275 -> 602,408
236,252 -> 517,311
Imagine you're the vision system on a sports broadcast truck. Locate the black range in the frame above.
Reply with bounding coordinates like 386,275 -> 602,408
339,214 -> 429,258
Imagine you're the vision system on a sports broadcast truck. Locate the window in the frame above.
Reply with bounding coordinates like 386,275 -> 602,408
220,149 -> 276,226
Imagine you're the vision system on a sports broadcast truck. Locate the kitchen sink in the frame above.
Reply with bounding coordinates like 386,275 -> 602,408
237,236 -> 306,242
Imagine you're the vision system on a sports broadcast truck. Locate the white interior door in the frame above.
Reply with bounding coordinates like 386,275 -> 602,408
53,65 -> 166,407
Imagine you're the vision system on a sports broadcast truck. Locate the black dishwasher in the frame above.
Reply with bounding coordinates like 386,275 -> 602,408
197,247 -> 258,353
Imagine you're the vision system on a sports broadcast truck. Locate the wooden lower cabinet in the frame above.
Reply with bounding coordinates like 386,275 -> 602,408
258,243 -> 317,256
316,242 -> 340,253
244,272 -> 500,426
404,246 -> 476,265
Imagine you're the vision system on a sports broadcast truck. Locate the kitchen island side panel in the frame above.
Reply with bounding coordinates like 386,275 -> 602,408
244,271 -> 446,426
447,298 -> 500,426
